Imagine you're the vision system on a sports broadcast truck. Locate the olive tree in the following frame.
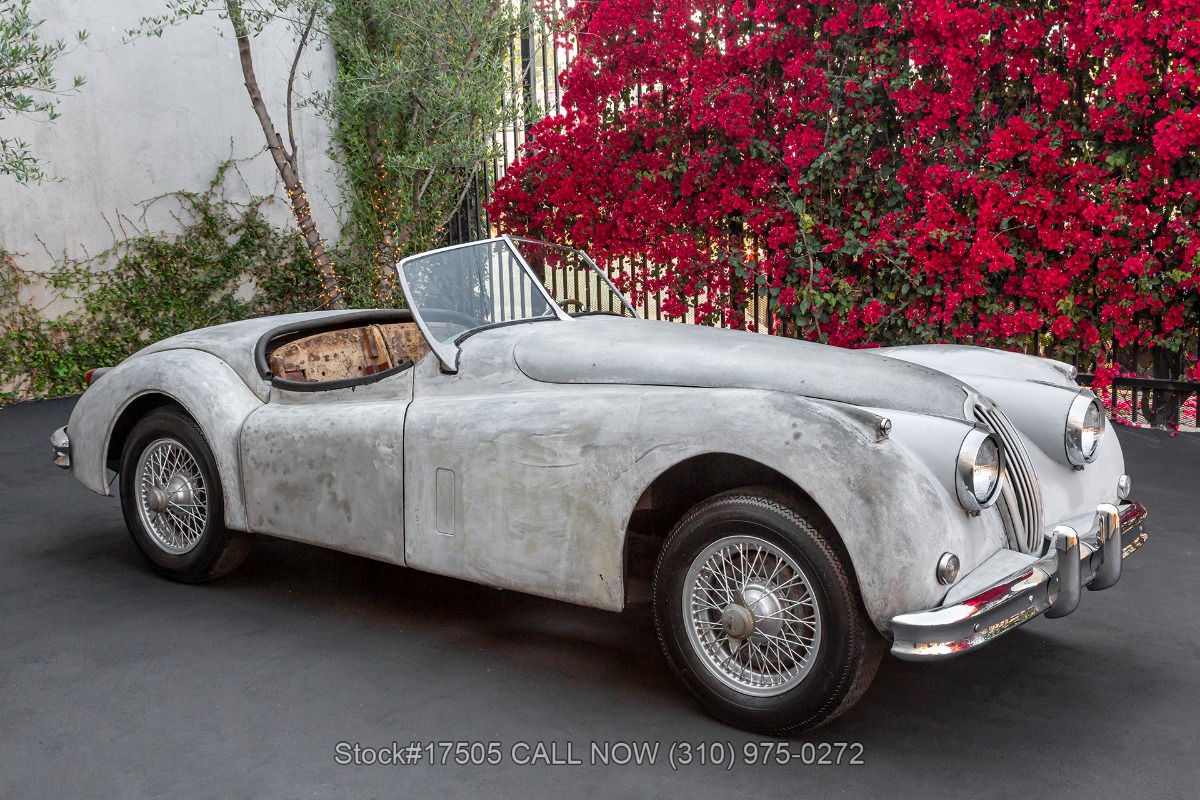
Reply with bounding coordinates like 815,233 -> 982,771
322,0 -> 522,304
135,1 -> 346,308
0,0 -> 86,184
135,0 -> 521,307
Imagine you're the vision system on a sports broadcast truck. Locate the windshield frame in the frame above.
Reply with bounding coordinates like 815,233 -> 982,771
395,235 -> 629,373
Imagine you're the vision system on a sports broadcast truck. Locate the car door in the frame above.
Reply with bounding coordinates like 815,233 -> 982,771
401,338 -> 658,613
238,370 -> 414,565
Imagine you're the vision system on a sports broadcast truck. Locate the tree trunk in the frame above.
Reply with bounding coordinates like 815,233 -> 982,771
225,1 -> 346,310
373,225 -> 399,305
362,127 -> 398,305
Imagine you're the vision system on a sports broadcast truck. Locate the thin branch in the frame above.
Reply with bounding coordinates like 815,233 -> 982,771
409,89 -> 423,127
415,167 -> 436,208
435,164 -> 479,230
286,4 -> 319,161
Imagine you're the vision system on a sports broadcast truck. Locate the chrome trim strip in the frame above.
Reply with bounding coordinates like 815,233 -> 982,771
974,401 -> 1044,553
891,501 -> 1147,660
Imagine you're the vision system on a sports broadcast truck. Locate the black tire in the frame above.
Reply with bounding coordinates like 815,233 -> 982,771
652,487 -> 883,735
119,406 -> 252,583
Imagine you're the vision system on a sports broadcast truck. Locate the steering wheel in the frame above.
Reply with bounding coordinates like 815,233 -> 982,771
557,298 -> 589,312
419,308 -> 481,328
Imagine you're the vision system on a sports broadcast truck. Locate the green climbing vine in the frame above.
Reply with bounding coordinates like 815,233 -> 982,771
0,160 -> 321,403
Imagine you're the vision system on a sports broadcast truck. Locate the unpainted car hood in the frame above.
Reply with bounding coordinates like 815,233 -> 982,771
871,343 -> 1077,387
513,317 -> 972,419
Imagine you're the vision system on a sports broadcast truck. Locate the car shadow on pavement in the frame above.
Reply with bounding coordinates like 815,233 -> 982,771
50,504 -> 1163,753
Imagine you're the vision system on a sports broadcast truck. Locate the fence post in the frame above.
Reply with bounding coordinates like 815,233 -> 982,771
520,1 -> 537,136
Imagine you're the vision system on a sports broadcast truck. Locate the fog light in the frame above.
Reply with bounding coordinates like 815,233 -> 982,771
1117,474 -> 1131,500
937,552 -> 961,585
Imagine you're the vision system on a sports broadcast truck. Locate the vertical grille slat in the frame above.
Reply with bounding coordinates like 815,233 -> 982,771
975,402 -> 1044,554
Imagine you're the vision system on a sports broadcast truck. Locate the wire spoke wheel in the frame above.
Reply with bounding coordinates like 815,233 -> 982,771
120,407 -> 251,583
134,438 -> 208,555
683,535 -> 822,697
655,491 -> 883,733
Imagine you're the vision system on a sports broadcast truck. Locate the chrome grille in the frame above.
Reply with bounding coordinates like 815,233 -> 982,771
974,401 -> 1044,554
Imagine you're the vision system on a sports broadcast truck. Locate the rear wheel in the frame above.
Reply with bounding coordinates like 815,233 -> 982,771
653,488 -> 883,735
119,407 -> 251,582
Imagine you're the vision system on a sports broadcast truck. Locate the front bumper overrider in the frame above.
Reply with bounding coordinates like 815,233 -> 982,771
891,502 -> 1148,660
51,426 -> 71,469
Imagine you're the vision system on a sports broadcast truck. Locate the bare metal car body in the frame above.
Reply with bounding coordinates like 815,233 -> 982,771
52,235 -> 1146,728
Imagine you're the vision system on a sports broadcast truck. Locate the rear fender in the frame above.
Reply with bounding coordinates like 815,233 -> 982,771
67,349 -> 262,530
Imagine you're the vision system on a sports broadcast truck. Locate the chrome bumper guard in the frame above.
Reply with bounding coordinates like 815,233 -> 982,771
51,426 -> 71,469
891,502 -> 1148,660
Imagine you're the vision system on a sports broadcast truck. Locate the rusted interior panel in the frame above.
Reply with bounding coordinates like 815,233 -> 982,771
267,323 -> 431,383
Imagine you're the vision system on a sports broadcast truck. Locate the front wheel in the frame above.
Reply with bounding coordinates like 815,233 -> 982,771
120,407 -> 252,583
653,488 -> 883,735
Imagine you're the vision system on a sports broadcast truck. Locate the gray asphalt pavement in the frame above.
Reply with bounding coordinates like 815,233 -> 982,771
2,396 -> 1197,799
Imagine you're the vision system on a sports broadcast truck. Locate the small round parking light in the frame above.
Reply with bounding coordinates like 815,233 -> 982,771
1117,474 -> 1131,500
937,552 -> 961,585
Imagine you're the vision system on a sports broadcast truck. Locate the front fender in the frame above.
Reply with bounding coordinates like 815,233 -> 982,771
67,349 -> 263,530
625,390 -> 1005,632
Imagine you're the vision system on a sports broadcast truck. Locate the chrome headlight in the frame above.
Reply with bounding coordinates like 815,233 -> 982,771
956,428 -> 1004,512
1065,393 -> 1105,466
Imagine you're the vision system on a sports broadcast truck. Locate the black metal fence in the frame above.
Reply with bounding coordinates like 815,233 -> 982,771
1078,341 -> 1200,429
1080,374 -> 1200,430
444,7 -> 566,248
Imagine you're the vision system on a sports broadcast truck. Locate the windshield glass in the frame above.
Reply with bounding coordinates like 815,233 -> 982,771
396,237 -> 637,371
510,238 -> 637,319
398,239 -> 557,345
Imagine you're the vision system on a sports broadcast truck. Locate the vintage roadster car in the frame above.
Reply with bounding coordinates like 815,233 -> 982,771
51,236 -> 1147,734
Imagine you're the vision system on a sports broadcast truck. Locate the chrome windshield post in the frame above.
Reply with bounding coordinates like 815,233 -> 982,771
572,248 -> 639,318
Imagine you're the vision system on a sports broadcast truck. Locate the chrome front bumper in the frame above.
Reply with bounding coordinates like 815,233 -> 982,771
51,426 -> 71,469
891,502 -> 1148,660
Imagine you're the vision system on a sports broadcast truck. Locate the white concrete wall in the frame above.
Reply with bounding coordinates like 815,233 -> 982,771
0,0 -> 342,310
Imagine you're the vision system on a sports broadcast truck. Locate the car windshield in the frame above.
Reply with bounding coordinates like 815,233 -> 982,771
396,236 -> 636,370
